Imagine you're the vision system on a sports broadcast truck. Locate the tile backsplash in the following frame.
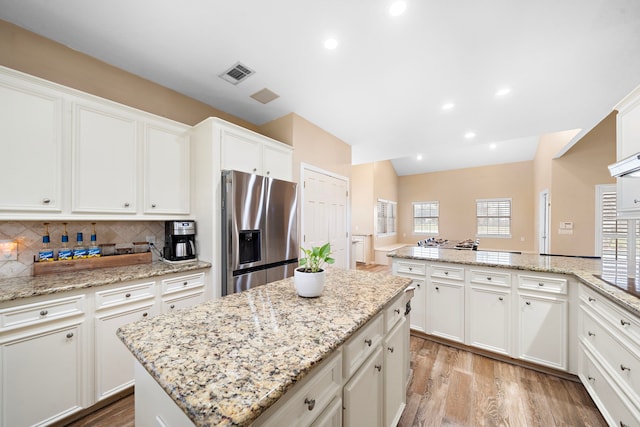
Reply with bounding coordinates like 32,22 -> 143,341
0,221 -> 165,278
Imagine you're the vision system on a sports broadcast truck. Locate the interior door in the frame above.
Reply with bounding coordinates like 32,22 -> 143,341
302,168 -> 349,269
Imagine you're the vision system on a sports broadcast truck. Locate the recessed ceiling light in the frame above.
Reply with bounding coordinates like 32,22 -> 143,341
464,132 -> 476,139
389,1 -> 407,16
324,38 -> 338,50
416,154 -> 423,160
489,143 -> 497,150
495,88 -> 511,97
442,102 -> 455,111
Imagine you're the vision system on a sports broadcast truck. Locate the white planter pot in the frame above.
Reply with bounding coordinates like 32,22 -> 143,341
294,268 -> 325,297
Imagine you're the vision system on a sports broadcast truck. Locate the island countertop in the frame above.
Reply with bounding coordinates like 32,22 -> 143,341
116,268 -> 411,427
389,246 -> 640,316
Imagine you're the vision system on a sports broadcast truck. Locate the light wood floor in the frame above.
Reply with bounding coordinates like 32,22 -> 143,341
65,263 -> 606,426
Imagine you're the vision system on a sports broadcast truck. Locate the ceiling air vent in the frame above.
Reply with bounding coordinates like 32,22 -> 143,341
250,88 -> 280,104
219,62 -> 255,85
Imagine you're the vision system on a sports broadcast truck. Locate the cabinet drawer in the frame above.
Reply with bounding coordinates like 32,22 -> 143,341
395,261 -> 426,276
343,313 -> 384,378
580,306 -> 640,402
161,273 -> 205,295
517,274 -> 567,295
95,282 -> 156,310
254,350 -> 342,427
384,294 -> 405,333
579,345 -> 640,426
162,291 -> 205,314
430,264 -> 464,281
0,295 -> 85,332
580,285 -> 640,348
469,269 -> 511,287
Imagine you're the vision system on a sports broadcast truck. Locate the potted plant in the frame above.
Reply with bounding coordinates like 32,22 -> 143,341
294,242 -> 335,297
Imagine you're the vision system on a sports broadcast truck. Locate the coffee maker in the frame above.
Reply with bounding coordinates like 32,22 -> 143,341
164,221 -> 197,262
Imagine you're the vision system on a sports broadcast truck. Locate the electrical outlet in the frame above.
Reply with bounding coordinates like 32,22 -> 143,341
146,235 -> 156,245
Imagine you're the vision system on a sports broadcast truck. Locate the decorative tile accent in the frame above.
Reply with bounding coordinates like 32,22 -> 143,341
0,221 -> 165,278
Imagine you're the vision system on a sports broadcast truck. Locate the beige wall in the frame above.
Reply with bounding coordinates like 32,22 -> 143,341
351,163 -> 375,235
549,112 -> 616,256
372,161 -> 400,248
0,19 -> 257,129
398,161 -> 535,252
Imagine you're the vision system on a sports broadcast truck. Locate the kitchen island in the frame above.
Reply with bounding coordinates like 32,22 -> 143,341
117,268 -> 412,427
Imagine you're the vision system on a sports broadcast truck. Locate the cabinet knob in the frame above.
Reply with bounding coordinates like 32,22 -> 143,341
170,304 -> 175,309
620,364 -> 631,372
266,171 -> 271,175
124,202 -> 130,208
40,310 -> 48,316
588,297 -> 596,302
435,286 -> 439,291
142,312 -> 148,317
388,346 -> 394,353
525,301 -> 531,306
42,198 -> 51,205
364,338 -> 372,347
538,282 -> 544,287
125,293 -> 131,298
487,277 -> 492,281
183,281 -> 188,286
498,297 -> 504,301
588,331 -> 596,337
252,168 -> 257,172
66,332 -> 74,339
394,308 -> 401,315
304,398 -> 316,411
408,267 -> 412,271
587,376 -> 595,382
634,199 -> 640,204
375,364 -> 382,372
444,271 -> 449,275
416,283 -> 421,288
621,422 -> 630,427
621,319 -> 631,326
151,204 -> 156,208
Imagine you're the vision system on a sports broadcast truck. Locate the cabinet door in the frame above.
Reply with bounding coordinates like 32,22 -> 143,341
263,140 -> 293,181
220,127 -> 262,174
408,278 -> 426,333
72,103 -> 137,213
1,324 -> 84,426
518,293 -> 568,370
144,123 -> 190,214
310,397 -> 342,427
384,318 -> 406,427
427,281 -> 465,343
95,304 -> 155,401
343,346 -> 383,427
0,81 -> 63,212
467,287 -> 511,355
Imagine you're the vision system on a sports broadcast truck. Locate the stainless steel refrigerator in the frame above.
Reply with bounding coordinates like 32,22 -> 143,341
221,170 -> 298,296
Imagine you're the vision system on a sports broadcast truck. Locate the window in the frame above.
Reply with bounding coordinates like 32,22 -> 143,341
476,198 -> 511,237
413,201 -> 439,234
377,199 -> 397,236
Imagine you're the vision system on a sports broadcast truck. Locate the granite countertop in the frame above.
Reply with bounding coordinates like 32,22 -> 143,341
0,260 -> 211,303
116,268 -> 412,427
389,246 -> 640,317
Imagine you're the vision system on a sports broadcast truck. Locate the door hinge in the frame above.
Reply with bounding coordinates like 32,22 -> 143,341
304,181 -> 306,189
303,235 -> 306,242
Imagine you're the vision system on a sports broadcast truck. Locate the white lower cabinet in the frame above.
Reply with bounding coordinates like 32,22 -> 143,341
467,286 -> 511,355
392,261 -> 426,333
427,279 -> 465,343
0,295 -> 87,427
383,318 -> 406,427
343,346 -> 384,427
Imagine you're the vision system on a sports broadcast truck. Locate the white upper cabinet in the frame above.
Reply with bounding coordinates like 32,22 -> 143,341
0,75 -> 63,212
72,102 -> 138,213
144,123 -> 190,214
263,140 -> 294,181
615,86 -> 640,216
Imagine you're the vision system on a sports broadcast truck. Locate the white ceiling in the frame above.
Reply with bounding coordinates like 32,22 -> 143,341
2,0 -> 640,175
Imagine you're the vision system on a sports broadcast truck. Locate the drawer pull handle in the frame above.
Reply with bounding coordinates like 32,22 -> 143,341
394,308 -> 401,314
42,198 -> 51,204
621,422 -> 630,427
498,296 -> 504,301
151,204 -> 157,208
408,267 -> 412,271
635,199 -> 640,204
587,376 -> 595,381
304,398 -> 315,411
525,301 -> 531,306
375,364 -> 382,372
621,364 -> 631,372
66,332 -> 74,339
588,297 -> 596,302
170,304 -> 175,309
621,319 -> 631,326
588,331 -> 596,337
388,346 -> 394,353
444,271 -> 449,275
538,283 -> 544,287
124,202 -> 130,207
142,312 -> 148,318
364,339 -> 372,347
40,310 -> 48,316
487,277 -> 492,281
125,293 -> 131,298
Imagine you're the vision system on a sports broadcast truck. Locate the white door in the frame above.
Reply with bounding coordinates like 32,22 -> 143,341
301,167 -> 349,269
538,190 -> 550,254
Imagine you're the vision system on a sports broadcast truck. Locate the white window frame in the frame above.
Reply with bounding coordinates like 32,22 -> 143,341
476,198 -> 512,238
413,201 -> 439,235
376,199 -> 397,237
